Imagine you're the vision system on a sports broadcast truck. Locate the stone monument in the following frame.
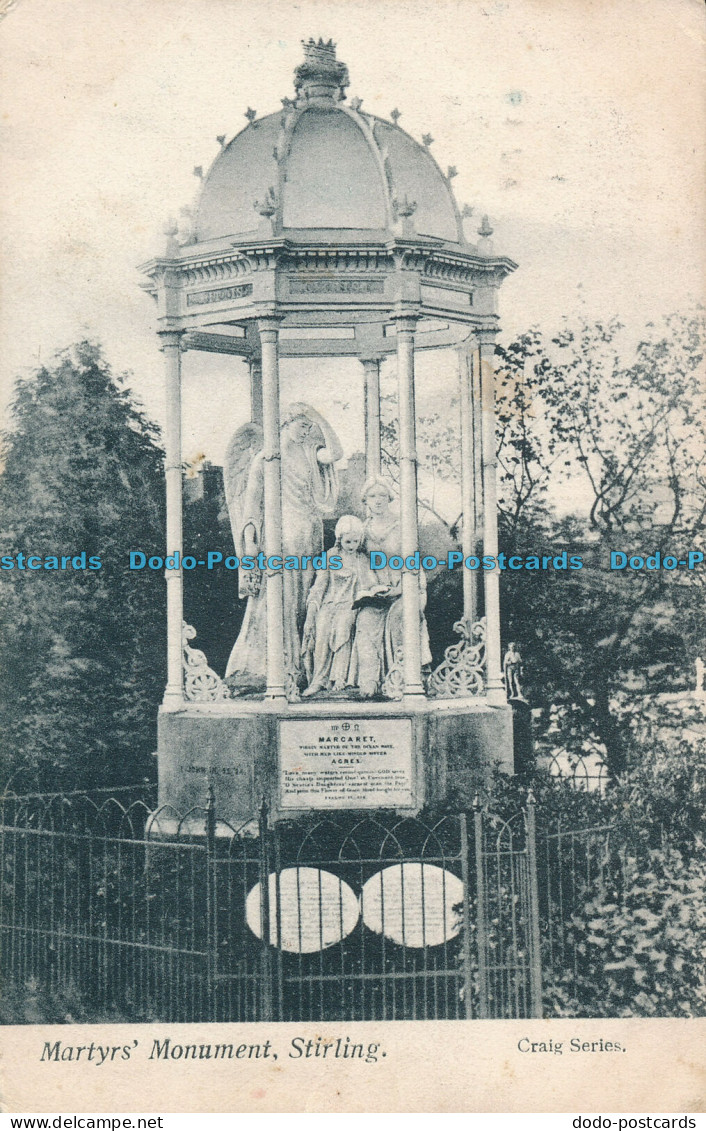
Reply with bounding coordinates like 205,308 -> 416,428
139,39 -> 518,828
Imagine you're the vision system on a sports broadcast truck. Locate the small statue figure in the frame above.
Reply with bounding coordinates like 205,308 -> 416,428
301,515 -> 384,697
503,641 -> 524,700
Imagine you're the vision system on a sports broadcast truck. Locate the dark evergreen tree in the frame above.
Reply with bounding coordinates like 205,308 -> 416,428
0,342 -> 166,789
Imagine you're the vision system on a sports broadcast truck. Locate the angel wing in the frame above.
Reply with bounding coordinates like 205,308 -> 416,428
223,422 -> 263,557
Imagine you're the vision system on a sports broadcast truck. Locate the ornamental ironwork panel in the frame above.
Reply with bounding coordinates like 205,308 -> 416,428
428,616 -> 486,698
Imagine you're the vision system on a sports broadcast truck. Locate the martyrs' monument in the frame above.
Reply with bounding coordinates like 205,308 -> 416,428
139,39 -> 518,827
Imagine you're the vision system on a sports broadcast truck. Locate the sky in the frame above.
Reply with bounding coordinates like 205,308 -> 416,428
0,0 -> 704,516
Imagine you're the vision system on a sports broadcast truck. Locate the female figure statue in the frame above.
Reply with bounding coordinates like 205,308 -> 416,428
301,515 -> 385,697
347,476 -> 432,698
223,403 -> 342,692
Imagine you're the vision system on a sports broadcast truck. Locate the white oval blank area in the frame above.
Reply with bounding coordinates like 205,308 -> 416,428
360,863 -> 464,948
246,867 -> 359,954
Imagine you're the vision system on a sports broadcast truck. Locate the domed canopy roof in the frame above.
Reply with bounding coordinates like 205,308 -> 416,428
195,39 -> 464,247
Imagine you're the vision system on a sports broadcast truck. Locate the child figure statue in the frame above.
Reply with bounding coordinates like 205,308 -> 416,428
302,515 -> 385,697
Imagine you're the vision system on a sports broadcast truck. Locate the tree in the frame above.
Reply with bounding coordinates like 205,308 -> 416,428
379,310 -> 706,774
0,342 -> 166,789
500,310 -> 706,773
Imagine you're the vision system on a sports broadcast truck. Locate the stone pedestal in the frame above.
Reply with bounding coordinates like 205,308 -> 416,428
510,698 -> 534,779
156,697 -> 514,829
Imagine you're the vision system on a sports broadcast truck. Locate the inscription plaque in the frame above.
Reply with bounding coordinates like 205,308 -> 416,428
246,868 -> 359,953
186,283 -> 253,306
287,276 -> 385,295
361,863 -> 463,948
420,282 -> 473,307
279,718 -> 414,810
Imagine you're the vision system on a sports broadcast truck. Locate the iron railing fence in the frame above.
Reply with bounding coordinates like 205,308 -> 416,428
0,783 -> 620,1023
0,790 -> 208,1022
537,753 -> 610,794
261,812 -> 474,1022
472,806 -> 543,1020
537,818 -> 626,1006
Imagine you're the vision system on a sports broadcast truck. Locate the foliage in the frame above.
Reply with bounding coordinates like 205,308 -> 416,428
470,690 -> 706,851
610,696 -> 706,853
546,848 -> 706,1018
494,327 -> 556,533
0,978 -> 137,1025
501,312 -> 706,772
182,464 -> 241,677
539,313 -> 706,534
0,342 -> 165,789
380,310 -> 706,774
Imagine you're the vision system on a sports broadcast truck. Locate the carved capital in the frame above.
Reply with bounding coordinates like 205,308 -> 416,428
359,355 -> 383,370
257,315 -> 284,343
476,327 -> 498,350
391,310 -> 418,335
158,330 -> 185,352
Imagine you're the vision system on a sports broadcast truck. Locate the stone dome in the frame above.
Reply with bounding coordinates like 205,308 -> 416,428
194,39 -> 464,247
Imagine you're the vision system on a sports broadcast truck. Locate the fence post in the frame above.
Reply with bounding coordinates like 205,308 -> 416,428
525,789 -> 544,1019
273,822 -> 284,1022
205,784 -> 217,1018
459,813 -> 474,1019
258,798 -> 273,1021
473,796 -> 489,1019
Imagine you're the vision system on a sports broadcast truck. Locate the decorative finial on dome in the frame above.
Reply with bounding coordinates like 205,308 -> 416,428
216,135 -> 226,148
461,204 -> 474,218
163,217 -> 180,256
245,107 -> 257,125
422,133 -> 434,147
193,166 -> 203,180
350,96 -> 363,112
179,205 -> 196,245
390,108 -> 401,124
294,38 -> 349,104
447,165 -> 458,180
477,214 -> 495,256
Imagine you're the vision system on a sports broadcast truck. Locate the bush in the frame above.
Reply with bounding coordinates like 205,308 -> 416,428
0,978 -> 136,1024
546,848 -> 706,1017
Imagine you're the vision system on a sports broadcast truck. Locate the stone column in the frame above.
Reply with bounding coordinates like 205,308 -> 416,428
360,356 -> 382,478
394,313 -> 424,696
478,328 -> 505,704
248,356 -> 263,426
258,317 -> 286,700
160,330 -> 184,705
458,343 -> 477,627
472,345 -> 484,554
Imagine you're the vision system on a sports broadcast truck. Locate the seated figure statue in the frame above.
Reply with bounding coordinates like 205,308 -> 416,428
301,515 -> 385,697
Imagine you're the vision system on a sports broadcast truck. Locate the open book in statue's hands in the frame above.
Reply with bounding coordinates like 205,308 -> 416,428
352,586 -> 396,611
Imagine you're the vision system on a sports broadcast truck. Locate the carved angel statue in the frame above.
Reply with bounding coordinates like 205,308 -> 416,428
223,421 -> 264,595
223,403 -> 343,694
